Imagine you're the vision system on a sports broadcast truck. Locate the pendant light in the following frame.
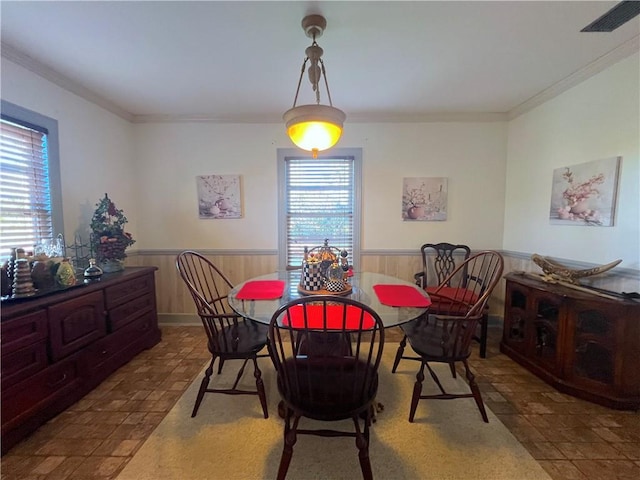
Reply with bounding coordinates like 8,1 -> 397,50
283,15 -> 346,158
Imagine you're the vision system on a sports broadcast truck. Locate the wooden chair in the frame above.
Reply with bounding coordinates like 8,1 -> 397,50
414,242 -> 490,358
176,250 -> 269,418
414,242 -> 471,290
394,251 -> 504,423
269,296 -> 385,480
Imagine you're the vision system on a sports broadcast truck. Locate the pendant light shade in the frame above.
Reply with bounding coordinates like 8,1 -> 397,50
284,104 -> 346,153
284,15 -> 346,158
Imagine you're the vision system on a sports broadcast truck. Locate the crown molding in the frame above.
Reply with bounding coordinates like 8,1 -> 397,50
507,35 -> 640,120
130,113 -> 283,124
1,42 -> 134,122
345,112 -> 508,123
131,111 -> 508,124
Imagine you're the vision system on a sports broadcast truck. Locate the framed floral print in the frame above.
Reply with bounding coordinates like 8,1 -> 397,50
549,157 -> 620,226
402,177 -> 448,221
197,174 -> 242,219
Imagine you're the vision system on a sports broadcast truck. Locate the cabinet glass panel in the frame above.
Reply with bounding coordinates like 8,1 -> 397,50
507,290 -> 526,341
510,290 -> 526,309
534,299 -> 558,361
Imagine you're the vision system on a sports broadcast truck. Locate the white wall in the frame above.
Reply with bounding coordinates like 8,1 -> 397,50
504,54 -> 640,270
133,121 -> 507,251
1,59 -> 139,246
5,51 -> 637,278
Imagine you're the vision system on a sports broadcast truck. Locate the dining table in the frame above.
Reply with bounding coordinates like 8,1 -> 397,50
228,270 -> 431,420
228,270 -> 431,328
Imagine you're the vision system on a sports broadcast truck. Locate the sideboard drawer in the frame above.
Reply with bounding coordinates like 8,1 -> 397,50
1,355 -> 81,433
1,340 -> 48,390
82,314 -> 155,380
1,310 -> 48,355
105,274 -> 154,310
108,293 -> 155,332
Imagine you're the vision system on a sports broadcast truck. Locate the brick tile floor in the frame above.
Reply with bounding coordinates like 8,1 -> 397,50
1,325 -> 638,479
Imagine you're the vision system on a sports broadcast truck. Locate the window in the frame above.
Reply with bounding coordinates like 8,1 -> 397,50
0,101 -> 62,262
278,148 -> 361,270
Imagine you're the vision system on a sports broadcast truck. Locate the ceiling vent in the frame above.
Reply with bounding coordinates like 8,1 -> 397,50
581,1 -> 640,32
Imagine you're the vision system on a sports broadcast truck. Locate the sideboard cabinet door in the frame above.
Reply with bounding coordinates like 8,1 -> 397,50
503,281 -> 528,350
527,290 -> 563,376
48,290 -> 107,361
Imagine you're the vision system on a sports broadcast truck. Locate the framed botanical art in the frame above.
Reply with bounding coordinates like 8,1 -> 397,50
549,157 -> 621,227
197,174 -> 242,219
402,177 -> 448,221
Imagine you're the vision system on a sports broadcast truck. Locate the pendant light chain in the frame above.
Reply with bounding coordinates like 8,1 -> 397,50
320,59 -> 334,107
292,58 -> 308,108
283,14 -> 346,155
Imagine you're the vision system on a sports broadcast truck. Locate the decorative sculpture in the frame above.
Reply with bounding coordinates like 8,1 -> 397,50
531,254 -> 622,285
530,254 -> 624,300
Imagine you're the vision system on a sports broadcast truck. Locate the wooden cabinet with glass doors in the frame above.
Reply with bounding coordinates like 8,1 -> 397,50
501,272 -> 639,410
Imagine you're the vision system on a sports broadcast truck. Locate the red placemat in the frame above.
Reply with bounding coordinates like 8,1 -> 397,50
235,280 -> 286,300
283,305 -> 376,329
373,284 -> 432,307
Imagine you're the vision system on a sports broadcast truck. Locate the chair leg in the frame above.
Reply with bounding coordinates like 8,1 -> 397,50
409,362 -> 425,422
191,357 -> 214,418
463,359 -> 489,423
392,335 -> 407,373
217,358 -> 225,374
253,357 -> 269,419
479,311 -> 488,358
277,412 -> 300,480
449,362 -> 457,379
354,416 -> 373,480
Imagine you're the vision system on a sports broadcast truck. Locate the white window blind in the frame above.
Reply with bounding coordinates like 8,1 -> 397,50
281,152 -> 360,269
0,117 -> 53,261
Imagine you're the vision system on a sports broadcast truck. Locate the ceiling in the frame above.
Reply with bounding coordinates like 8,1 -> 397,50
1,1 -> 639,123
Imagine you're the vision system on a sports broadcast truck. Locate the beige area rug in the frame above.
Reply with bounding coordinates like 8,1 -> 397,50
117,348 -> 552,480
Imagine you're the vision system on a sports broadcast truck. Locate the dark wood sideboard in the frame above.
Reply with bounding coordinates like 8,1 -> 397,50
1,267 -> 161,454
500,272 -> 639,410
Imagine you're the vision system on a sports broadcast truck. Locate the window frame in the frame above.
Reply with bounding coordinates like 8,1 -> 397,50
277,147 -> 362,271
1,100 -> 63,260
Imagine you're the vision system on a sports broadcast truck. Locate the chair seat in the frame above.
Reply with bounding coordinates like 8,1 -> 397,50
210,320 -> 269,355
278,356 -> 378,420
425,286 -> 478,314
402,316 -> 471,362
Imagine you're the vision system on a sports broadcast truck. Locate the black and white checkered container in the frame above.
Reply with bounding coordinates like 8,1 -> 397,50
324,280 -> 345,292
302,262 -> 323,291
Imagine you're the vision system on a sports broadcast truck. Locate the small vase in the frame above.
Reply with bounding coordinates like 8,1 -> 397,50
55,258 -> 77,287
100,258 -> 125,273
84,258 -> 104,281
407,206 -> 425,219
31,259 -> 55,290
569,200 -> 590,214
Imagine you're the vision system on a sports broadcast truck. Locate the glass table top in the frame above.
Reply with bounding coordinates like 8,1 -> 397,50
228,270 -> 429,328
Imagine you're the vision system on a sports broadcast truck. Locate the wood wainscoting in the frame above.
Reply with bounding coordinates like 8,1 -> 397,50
124,250 -> 508,321
124,252 -> 278,318
118,249 -> 637,335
